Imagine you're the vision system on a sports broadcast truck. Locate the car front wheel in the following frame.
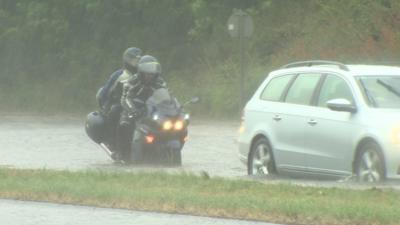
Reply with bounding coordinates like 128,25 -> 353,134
355,142 -> 385,182
248,138 -> 276,175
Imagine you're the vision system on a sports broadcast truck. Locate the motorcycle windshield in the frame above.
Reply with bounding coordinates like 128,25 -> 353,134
146,88 -> 180,116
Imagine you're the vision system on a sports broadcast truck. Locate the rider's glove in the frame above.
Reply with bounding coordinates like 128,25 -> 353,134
128,109 -> 144,119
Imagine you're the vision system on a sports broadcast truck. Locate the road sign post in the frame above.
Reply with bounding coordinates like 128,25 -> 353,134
227,9 -> 253,113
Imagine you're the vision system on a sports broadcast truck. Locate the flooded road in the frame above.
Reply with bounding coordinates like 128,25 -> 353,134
0,115 -> 398,225
0,117 -> 282,225
0,115 -> 245,177
1,115 -> 400,190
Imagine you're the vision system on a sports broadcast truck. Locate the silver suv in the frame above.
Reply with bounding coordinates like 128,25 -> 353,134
238,60 -> 400,182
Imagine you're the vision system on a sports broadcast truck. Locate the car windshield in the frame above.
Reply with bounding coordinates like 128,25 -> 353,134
146,88 -> 180,116
357,76 -> 400,108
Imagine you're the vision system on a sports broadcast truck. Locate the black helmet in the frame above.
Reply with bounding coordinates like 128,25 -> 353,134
137,55 -> 162,84
95,87 -> 104,108
123,47 -> 142,74
85,111 -> 107,144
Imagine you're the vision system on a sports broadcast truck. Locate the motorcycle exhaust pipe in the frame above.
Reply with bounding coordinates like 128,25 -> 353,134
99,143 -> 126,163
99,143 -> 113,157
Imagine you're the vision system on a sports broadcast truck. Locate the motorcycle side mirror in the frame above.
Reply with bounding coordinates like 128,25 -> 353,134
183,97 -> 200,107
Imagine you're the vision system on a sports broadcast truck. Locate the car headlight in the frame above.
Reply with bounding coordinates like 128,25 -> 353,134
391,126 -> 400,144
238,124 -> 245,134
162,120 -> 173,130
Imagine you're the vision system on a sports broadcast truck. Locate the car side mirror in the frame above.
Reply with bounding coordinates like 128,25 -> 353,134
326,98 -> 357,113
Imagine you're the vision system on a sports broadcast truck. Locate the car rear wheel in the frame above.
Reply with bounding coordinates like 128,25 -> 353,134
248,138 -> 276,175
355,142 -> 385,182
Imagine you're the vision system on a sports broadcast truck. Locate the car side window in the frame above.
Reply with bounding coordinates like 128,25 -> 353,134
317,75 -> 354,107
260,74 -> 293,101
285,73 -> 321,105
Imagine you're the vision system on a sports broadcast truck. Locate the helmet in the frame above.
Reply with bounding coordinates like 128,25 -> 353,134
137,55 -> 162,84
96,87 -> 104,108
123,47 -> 142,74
85,111 -> 107,144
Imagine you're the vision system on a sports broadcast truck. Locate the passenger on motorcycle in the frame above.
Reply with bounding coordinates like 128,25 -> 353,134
116,55 -> 167,160
93,47 -> 142,154
97,47 -> 142,118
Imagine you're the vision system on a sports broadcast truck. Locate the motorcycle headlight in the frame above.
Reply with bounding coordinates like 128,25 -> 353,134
162,120 -> 173,130
152,114 -> 159,121
174,120 -> 184,131
184,114 -> 190,120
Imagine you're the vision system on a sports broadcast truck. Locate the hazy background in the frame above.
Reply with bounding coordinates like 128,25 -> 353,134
1,0 -> 400,117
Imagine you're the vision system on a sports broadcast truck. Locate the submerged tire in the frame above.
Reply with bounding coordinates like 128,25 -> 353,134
171,149 -> 182,167
162,148 -> 182,167
355,142 -> 385,182
248,138 -> 276,176
130,138 -> 144,164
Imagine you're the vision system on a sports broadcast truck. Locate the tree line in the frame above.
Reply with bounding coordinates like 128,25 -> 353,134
1,0 -> 399,116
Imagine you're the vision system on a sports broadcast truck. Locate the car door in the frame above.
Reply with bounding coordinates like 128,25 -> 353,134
271,73 -> 323,172
255,74 -> 297,168
304,74 -> 358,176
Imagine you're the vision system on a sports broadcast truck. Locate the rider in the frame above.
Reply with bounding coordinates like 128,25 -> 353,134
97,47 -> 142,119
116,55 -> 167,160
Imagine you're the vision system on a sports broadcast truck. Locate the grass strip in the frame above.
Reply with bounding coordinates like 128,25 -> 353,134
0,168 -> 399,225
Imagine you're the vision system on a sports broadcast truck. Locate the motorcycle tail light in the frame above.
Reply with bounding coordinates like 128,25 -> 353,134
174,120 -> 184,130
145,134 -> 155,144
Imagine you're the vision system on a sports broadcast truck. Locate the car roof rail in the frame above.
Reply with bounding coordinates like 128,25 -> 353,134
280,60 -> 350,71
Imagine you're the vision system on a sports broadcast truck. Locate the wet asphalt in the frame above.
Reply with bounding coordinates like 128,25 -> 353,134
0,115 -> 282,225
0,115 -> 245,177
0,115 -> 399,225
1,115 -> 398,189
0,199 -> 278,225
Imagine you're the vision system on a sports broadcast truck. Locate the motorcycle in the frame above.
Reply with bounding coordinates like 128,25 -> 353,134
85,87 -> 199,166
129,88 -> 199,166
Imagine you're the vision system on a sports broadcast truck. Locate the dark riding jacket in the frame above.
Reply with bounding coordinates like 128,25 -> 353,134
120,74 -> 167,119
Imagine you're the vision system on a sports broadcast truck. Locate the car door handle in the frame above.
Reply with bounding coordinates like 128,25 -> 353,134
273,115 -> 282,121
308,119 -> 317,126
